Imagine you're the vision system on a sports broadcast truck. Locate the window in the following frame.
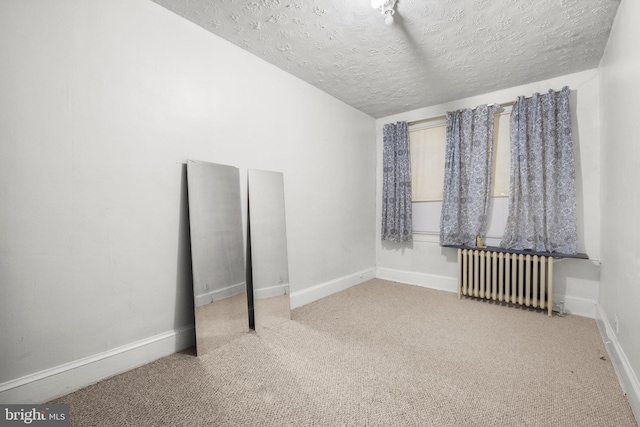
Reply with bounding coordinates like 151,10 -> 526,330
410,121 -> 447,202
409,109 -> 511,242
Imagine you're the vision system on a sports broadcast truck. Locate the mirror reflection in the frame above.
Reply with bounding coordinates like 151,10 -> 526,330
187,160 -> 248,356
248,169 -> 291,330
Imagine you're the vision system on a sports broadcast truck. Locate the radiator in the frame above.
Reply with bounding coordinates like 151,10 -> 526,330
457,249 -> 554,316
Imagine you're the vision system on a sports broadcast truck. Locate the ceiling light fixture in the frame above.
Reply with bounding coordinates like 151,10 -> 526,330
371,0 -> 397,25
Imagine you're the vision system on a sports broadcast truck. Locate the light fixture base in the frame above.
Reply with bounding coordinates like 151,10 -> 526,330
371,0 -> 397,25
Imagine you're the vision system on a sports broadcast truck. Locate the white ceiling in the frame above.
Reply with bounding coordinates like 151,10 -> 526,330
150,0 -> 620,118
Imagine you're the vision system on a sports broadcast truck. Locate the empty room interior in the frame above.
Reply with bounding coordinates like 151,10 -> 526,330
1,0 -> 639,425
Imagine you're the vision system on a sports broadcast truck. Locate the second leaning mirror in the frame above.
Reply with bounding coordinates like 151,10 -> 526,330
247,169 -> 291,330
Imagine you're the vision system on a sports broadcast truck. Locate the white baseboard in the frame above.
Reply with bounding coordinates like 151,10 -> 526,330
0,326 -> 195,404
375,267 -> 458,293
556,295 -> 596,318
595,303 -> 640,421
290,268 -> 376,309
375,267 -> 596,319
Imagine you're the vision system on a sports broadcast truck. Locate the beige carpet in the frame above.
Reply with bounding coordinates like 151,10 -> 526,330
51,279 -> 638,426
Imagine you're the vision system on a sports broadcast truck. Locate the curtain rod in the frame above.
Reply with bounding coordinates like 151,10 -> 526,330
407,100 -> 516,127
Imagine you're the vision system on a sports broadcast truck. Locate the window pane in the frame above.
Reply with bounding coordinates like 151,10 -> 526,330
412,201 -> 442,233
409,109 -> 511,237
410,124 -> 446,202
492,111 -> 511,198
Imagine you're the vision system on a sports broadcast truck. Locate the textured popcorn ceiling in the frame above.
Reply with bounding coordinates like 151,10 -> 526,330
151,0 -> 620,118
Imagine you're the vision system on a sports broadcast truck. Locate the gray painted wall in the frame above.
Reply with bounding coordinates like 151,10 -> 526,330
598,0 -> 640,418
0,0 -> 376,385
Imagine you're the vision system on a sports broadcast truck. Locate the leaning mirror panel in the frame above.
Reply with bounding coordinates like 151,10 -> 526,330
186,160 -> 248,356
248,169 -> 291,331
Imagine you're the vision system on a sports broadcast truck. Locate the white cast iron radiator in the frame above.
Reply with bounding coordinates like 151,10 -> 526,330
457,249 -> 554,316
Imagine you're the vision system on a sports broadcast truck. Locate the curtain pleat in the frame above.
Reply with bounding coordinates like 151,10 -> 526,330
382,121 -> 412,242
440,104 -> 499,247
501,86 -> 578,254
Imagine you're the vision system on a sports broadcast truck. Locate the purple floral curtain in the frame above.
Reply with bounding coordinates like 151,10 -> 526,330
501,86 -> 578,254
440,104 -> 499,247
382,121 -> 412,242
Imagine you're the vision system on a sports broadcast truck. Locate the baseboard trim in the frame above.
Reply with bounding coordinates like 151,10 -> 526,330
375,267 -> 596,319
375,267 -> 458,293
290,268 -> 376,309
595,303 -> 640,421
555,295 -> 596,318
0,326 -> 195,404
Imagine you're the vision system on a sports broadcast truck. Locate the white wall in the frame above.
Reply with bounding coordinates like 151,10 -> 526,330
0,0 -> 376,401
598,0 -> 640,418
375,69 -> 602,318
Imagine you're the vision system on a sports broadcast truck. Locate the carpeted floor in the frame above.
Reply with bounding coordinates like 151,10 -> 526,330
51,279 -> 638,426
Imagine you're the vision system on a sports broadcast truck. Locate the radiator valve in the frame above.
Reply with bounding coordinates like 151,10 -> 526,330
553,301 -> 565,317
